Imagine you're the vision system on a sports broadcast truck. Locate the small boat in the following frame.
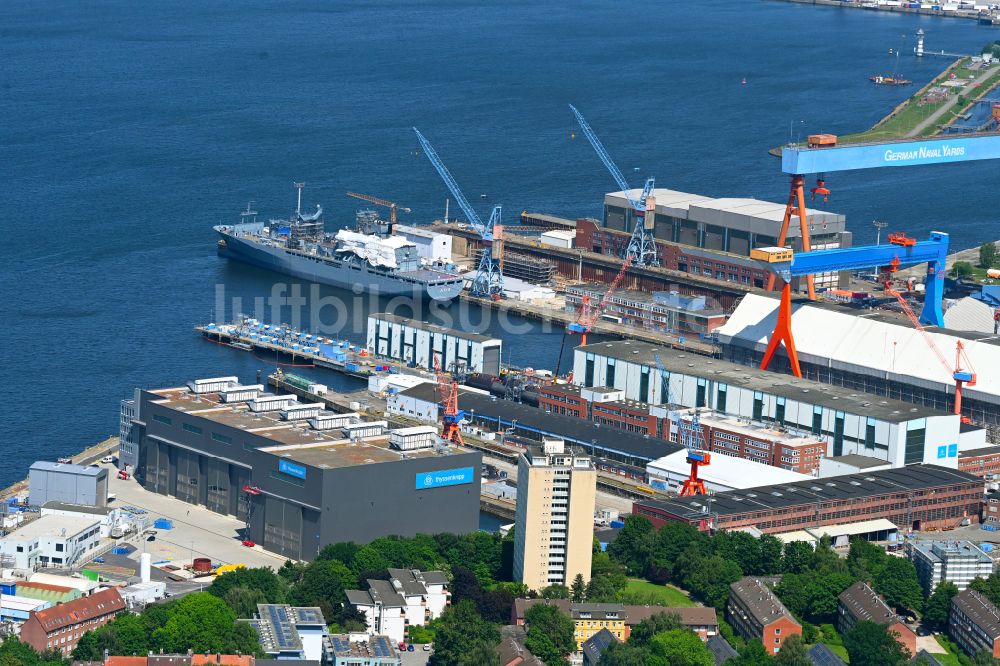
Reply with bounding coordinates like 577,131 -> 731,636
230,341 -> 253,351
741,77 -> 747,85
870,74 -> 912,86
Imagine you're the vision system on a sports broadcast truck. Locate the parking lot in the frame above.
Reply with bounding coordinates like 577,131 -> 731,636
101,463 -> 289,570
398,647 -> 431,666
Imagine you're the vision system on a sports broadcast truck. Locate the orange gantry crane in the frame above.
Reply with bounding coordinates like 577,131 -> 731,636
434,354 -> 465,444
346,191 -> 411,234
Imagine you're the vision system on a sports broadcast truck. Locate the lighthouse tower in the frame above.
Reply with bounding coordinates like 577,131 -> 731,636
916,28 -> 925,57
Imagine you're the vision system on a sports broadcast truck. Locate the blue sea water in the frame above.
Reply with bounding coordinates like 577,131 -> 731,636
1,0 -> 997,487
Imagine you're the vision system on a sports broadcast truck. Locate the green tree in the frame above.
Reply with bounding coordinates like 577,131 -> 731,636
952,261 -> 975,279
222,586 -> 268,618
288,558 -> 355,609
607,515 -> 655,575
541,584 -> 570,599
712,531 -> 782,576
781,541 -> 813,574
811,538 -> 849,574
648,521 -> 708,582
980,242 -> 998,269
730,639 -> 773,666
72,611 -> 152,659
775,570 -> 854,624
923,581 -> 959,630
971,649 -> 1000,665
571,574 -> 586,602
207,567 -> 287,604
349,544 -> 393,581
277,559 -> 307,585
456,642 -> 501,666
585,574 -> 624,602
843,620 -> 910,666
430,601 -> 500,666
407,622 -> 437,645
971,573 -> 1000,606
150,593 -> 256,654
773,634 -> 810,666
317,541 -> 360,565
597,642 -> 657,666
524,603 -> 576,666
847,539 -> 887,581
648,629 -> 714,666
875,557 -> 924,613
675,552 -> 743,609
628,612 -> 682,646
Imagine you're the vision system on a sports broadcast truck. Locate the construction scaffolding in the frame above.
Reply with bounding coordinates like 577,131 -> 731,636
473,248 -> 555,284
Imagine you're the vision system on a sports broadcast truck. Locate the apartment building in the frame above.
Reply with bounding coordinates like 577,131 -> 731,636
513,439 -> 597,592
726,577 -> 801,656
837,582 -> 916,657
511,599 -> 718,649
906,540 -> 994,594
950,589 -> 1000,659
346,570 -> 449,644
19,587 -> 125,657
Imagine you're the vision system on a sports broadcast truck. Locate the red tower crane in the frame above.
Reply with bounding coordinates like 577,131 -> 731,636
434,354 -> 465,445
883,273 -> 977,422
553,256 -> 633,381
679,410 -> 710,497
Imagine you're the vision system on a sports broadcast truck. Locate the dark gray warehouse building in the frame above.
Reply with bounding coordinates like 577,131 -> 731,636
132,378 -> 481,560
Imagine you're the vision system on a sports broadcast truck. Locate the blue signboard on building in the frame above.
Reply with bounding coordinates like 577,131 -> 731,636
278,459 -> 307,479
416,467 -> 474,490
782,135 -> 1000,174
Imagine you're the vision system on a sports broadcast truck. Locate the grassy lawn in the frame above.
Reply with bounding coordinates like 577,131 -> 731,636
623,578 -> 695,607
824,642 -> 850,662
932,635 -> 966,666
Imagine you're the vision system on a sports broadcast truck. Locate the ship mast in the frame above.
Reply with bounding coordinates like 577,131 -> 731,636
293,182 -> 305,217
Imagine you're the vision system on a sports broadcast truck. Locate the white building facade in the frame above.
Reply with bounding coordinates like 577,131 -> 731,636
906,540 -> 995,594
572,341 -> 966,469
346,570 -> 450,644
367,313 -> 502,375
0,516 -> 100,570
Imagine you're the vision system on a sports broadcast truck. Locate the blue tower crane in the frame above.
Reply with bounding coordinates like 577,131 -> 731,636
569,105 -> 659,267
413,128 -> 504,298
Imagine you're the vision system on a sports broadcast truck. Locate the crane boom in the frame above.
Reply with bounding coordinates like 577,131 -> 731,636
569,104 -> 636,206
346,191 -> 411,232
569,105 -> 659,267
414,127 -> 503,297
579,256 -> 633,329
413,128 -> 496,241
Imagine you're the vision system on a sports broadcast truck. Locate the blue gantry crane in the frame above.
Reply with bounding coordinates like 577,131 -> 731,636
413,128 -> 504,298
772,133 -> 1000,299
570,105 -> 659,267
751,230 -> 950,378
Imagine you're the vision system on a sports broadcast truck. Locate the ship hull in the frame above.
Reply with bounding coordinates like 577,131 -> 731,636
215,228 -> 464,301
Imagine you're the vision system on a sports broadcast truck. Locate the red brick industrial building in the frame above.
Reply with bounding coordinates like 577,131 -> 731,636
20,587 -> 124,657
634,465 -> 983,534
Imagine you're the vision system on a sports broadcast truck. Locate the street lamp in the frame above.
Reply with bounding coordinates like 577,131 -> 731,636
872,220 -> 888,246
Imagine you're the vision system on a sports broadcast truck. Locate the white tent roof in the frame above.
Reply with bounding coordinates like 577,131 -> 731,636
715,293 -> 1000,402
647,449 -> 811,490
945,297 -> 998,335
